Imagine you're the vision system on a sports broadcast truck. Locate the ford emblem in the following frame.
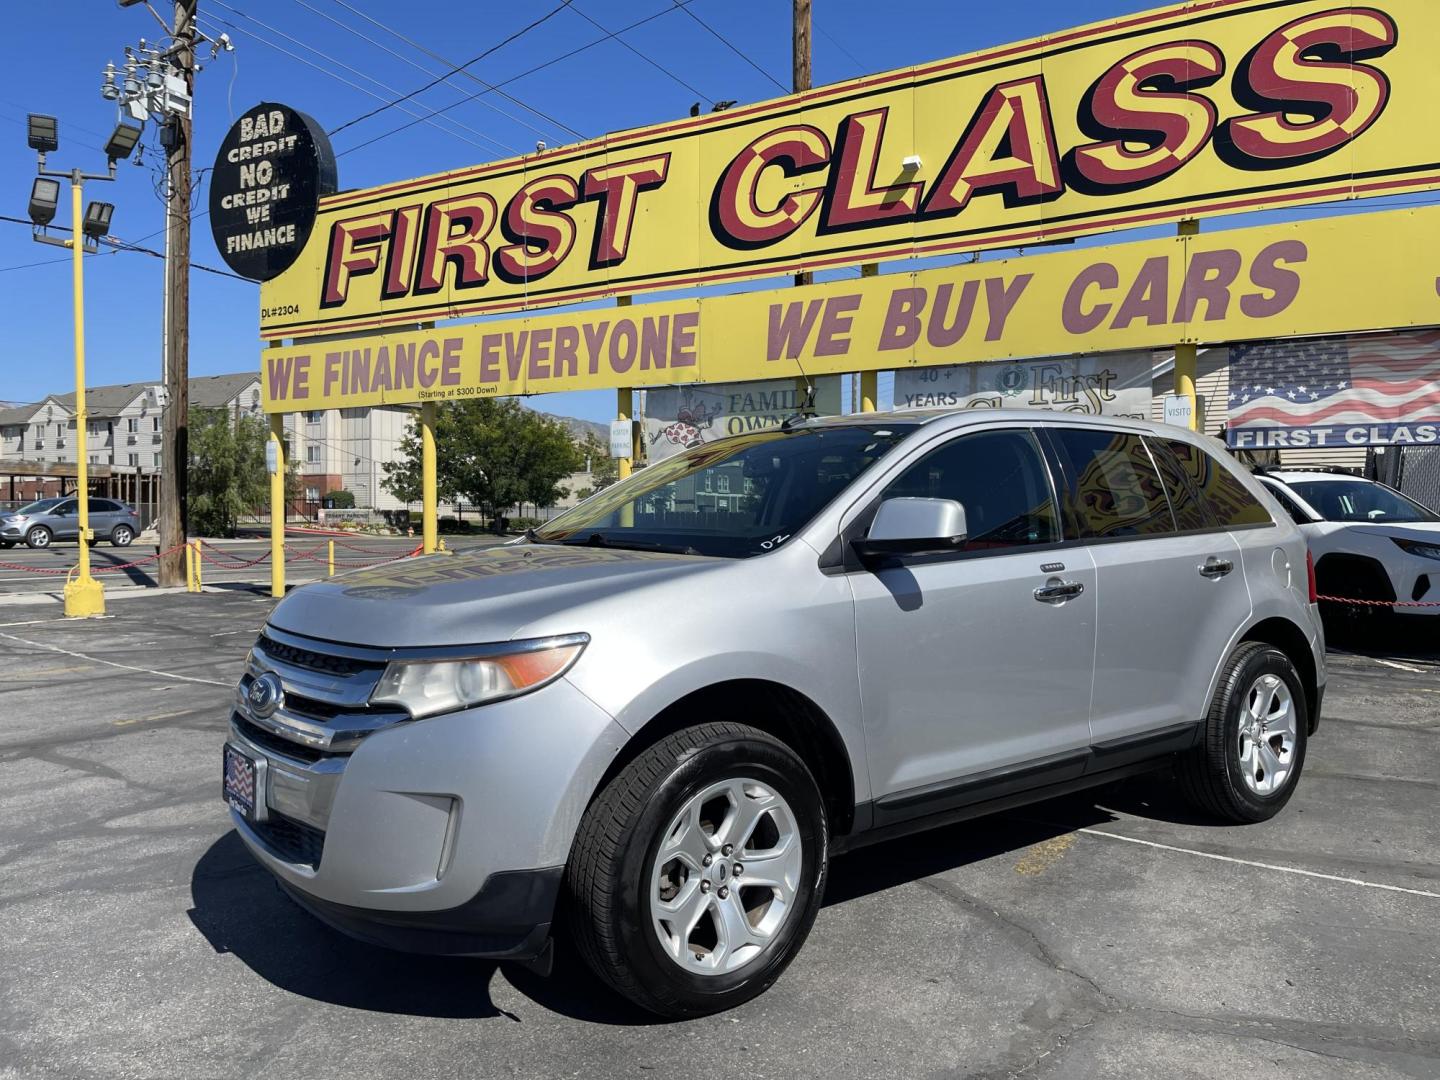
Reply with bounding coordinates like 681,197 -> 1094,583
247,672 -> 284,720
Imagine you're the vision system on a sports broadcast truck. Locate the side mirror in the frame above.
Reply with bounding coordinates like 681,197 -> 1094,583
853,497 -> 968,563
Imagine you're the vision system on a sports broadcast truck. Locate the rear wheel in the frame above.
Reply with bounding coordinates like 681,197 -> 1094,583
1180,643 -> 1308,823
565,722 -> 827,1018
25,526 -> 51,549
110,525 -> 134,547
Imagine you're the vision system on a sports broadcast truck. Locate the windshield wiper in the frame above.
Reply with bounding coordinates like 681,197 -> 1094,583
564,532 -> 703,556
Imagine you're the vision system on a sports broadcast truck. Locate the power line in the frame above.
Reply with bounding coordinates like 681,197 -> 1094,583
327,1 -> 576,138
196,10 -> 510,156
569,2 -> 713,106
335,0 -> 701,159
308,0 -> 585,142
0,215 -> 248,281
816,24 -> 867,75
672,2 -> 789,94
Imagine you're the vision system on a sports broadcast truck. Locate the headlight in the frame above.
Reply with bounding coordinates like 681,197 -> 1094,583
1394,538 -> 1440,561
369,634 -> 587,719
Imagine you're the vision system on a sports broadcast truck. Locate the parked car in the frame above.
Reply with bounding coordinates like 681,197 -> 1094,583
223,411 -> 1325,1017
1254,468 -> 1440,620
0,497 -> 141,549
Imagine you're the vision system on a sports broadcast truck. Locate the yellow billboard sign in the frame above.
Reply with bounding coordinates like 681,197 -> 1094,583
261,204 -> 1440,411
259,0 -> 1440,342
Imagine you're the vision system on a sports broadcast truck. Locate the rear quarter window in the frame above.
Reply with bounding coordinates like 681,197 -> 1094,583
1047,429 -> 1175,539
1163,439 -> 1272,528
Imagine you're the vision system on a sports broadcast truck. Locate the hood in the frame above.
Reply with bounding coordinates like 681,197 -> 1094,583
267,543 -> 720,648
1307,520 -> 1440,540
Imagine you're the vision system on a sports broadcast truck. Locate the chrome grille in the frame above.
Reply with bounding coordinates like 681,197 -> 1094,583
238,627 -> 406,753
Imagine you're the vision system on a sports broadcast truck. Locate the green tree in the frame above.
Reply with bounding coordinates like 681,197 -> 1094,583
382,400 -> 583,522
188,408 -> 274,537
579,432 -> 620,492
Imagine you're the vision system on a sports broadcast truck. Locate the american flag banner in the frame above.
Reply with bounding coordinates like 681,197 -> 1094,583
1226,330 -> 1440,450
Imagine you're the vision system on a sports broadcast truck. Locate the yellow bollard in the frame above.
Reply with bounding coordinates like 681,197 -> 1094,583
269,411 -> 287,598
185,539 -> 195,593
327,539 -> 335,577
193,540 -> 203,592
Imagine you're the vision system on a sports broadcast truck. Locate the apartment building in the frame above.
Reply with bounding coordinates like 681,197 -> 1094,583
282,404 -> 414,512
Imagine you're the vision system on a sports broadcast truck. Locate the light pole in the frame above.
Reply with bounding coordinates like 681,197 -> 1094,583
26,113 -> 141,618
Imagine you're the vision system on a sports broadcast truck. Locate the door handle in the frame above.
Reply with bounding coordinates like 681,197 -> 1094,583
1034,580 -> 1085,604
1199,557 -> 1234,579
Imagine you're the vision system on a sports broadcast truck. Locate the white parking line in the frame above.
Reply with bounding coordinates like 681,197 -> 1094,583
0,631 -> 230,687
1076,827 -> 1440,900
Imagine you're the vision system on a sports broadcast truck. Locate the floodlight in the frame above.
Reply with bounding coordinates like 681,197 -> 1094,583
83,201 -> 115,240
27,114 -> 59,154
28,177 -> 60,227
104,122 -> 142,162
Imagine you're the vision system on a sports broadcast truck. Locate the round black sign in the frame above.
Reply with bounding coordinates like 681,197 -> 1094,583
209,102 -> 337,282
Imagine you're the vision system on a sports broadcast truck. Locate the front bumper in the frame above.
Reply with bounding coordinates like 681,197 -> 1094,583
0,523 -> 27,540
276,867 -> 562,959
228,671 -> 627,957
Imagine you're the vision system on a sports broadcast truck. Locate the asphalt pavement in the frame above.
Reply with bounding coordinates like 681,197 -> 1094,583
0,591 -> 1436,1079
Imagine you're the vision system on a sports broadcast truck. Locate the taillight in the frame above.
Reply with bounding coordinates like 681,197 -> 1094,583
1306,549 -> 1317,604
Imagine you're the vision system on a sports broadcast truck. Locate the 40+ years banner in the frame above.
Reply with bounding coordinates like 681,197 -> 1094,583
259,0 -> 1440,341
260,205 -> 1440,411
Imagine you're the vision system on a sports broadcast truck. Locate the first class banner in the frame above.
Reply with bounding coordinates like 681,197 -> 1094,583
260,204 -> 1440,411
260,0 -> 1440,341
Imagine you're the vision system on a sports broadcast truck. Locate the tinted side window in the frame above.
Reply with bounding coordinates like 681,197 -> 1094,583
883,430 -> 1059,551
90,500 -> 120,513
1048,429 -> 1174,538
1146,438 -> 1214,532
1163,439 -> 1272,528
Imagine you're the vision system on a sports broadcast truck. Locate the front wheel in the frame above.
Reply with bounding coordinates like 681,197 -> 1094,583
110,525 -> 134,547
25,526 -> 52,549
564,722 -> 828,1018
1179,642 -> 1308,823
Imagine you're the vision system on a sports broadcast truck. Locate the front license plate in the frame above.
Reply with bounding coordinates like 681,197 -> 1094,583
223,744 -> 258,821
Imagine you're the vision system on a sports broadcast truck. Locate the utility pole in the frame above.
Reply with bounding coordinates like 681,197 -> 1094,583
108,1 -> 212,585
159,0 -> 197,587
792,0 -> 812,289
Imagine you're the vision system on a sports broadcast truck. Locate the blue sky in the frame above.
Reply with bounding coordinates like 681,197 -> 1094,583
3,0 -> 1435,422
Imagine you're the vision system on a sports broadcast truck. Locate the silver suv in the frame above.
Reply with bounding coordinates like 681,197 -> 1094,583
0,497 -> 140,549
223,410 -> 1325,1017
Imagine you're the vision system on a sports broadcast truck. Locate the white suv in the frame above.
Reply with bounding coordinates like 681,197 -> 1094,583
1255,469 -> 1440,618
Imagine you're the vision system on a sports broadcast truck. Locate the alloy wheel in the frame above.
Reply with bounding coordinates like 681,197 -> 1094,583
1237,674 -> 1298,797
650,777 -> 803,976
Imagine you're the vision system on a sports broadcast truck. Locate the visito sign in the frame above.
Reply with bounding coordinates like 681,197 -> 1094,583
258,0 -> 1440,341
211,102 -> 337,282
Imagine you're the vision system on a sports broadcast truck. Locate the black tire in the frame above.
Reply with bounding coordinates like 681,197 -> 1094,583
25,526 -> 52,549
110,525 -> 134,547
1180,643 -> 1308,823
564,722 -> 828,1018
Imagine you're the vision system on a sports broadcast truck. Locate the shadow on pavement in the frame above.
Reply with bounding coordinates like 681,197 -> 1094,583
189,791 -> 1141,1025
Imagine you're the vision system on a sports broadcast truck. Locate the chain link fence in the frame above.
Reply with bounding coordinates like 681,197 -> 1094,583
1391,446 -> 1440,512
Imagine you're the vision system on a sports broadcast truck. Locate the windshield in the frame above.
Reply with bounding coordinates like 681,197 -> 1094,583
1289,480 -> 1440,524
534,424 -> 914,558
12,499 -> 62,516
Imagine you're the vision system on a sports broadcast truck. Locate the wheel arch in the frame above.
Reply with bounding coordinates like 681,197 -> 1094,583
592,679 -> 858,838
1240,617 -> 1320,734
1313,552 -> 1396,602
